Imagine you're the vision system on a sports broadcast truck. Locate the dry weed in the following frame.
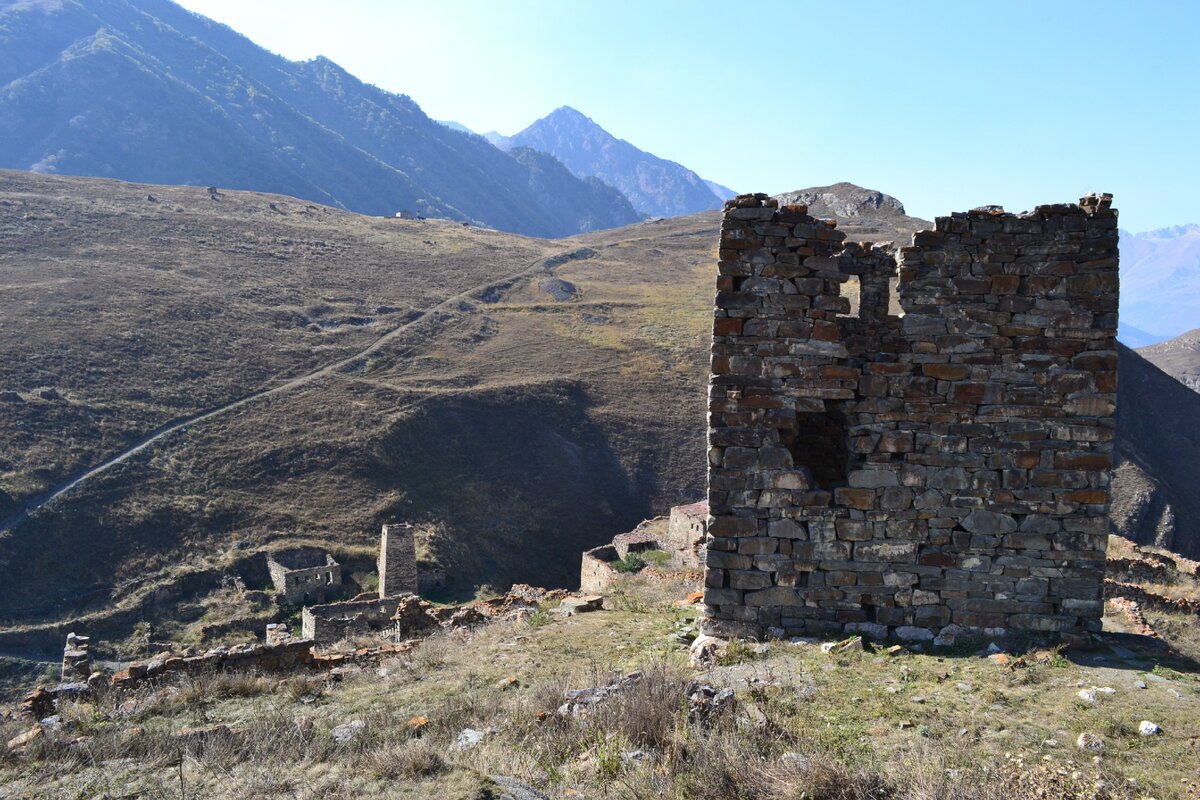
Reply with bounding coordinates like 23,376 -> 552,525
362,738 -> 448,780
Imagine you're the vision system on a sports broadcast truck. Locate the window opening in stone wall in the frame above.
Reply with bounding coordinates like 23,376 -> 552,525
888,275 -> 904,317
838,277 -> 860,317
781,400 -> 851,489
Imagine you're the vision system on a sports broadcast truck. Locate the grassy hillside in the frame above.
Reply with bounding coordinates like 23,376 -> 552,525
0,170 -> 713,638
2,566 -> 1198,799
1,170 -> 1197,650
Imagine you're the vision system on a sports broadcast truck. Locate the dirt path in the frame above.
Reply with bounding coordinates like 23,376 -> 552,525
0,247 -> 594,536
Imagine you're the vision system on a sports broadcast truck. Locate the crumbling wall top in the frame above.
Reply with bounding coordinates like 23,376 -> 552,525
704,192 -> 1118,643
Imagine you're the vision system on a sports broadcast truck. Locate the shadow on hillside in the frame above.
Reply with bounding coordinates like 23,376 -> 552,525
364,380 -> 657,594
1115,344 -> 1200,560
1075,631 -> 1200,674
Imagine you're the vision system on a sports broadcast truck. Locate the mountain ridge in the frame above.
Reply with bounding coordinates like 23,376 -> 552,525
491,106 -> 725,218
0,0 -> 640,236
1118,224 -> 1200,338
1136,327 -> 1200,392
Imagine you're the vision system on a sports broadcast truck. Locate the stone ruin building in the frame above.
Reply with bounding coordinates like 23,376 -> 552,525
669,500 -> 709,564
267,548 -> 343,604
704,193 -> 1118,643
302,523 -> 419,645
581,501 -> 708,594
378,522 -> 418,598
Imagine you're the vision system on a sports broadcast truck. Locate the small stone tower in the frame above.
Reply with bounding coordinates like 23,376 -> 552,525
378,523 -> 417,598
61,632 -> 91,683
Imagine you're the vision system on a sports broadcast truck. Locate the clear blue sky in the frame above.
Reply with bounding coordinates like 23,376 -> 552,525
174,0 -> 1198,232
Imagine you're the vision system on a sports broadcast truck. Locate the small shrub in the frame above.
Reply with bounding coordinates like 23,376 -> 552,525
612,553 -> 647,574
364,739 -> 447,780
404,632 -> 451,673
590,662 -> 687,751
1150,663 -> 1185,680
716,639 -> 759,666
610,588 -> 650,613
285,674 -> 325,703
525,610 -> 553,628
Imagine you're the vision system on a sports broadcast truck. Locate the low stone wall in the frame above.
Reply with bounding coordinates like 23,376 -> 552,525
579,505 -> 708,592
17,584 -> 569,719
18,637 -> 414,719
110,638 -> 316,686
581,545 -> 621,594
302,596 -> 402,646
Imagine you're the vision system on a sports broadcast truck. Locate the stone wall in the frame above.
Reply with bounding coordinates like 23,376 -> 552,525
580,544 -> 621,594
267,549 -> 342,604
704,193 -> 1118,642
666,500 -> 708,568
579,504 -> 708,593
378,523 -> 417,598
301,596 -> 400,646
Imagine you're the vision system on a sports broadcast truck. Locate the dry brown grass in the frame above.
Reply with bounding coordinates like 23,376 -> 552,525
361,738 -> 448,781
3,586 -> 1195,799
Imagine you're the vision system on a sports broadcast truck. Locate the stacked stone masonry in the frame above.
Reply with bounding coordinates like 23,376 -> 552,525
378,523 -> 418,599
704,193 -> 1118,642
302,596 -> 407,646
580,503 -> 708,594
667,501 -> 709,568
267,549 -> 342,604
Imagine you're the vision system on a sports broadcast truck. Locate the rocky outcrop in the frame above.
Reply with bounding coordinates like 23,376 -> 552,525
773,183 -> 914,221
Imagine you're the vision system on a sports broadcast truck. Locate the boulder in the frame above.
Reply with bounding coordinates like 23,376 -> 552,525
329,720 -> 366,744
6,726 -> 43,752
449,727 -> 485,752
555,595 -> 604,616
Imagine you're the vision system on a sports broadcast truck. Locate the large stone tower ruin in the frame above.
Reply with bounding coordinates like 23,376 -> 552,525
378,523 -> 417,599
704,193 -> 1118,642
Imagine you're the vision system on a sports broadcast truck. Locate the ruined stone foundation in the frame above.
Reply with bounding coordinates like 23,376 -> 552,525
704,193 -> 1118,642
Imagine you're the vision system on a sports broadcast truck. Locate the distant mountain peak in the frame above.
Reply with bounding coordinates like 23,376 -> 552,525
547,105 -> 591,122
499,106 -> 723,218
0,0 -> 638,237
518,106 -> 609,141
1132,223 -> 1200,241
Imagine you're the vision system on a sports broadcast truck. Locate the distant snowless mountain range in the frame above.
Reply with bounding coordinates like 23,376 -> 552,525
1115,224 -> 1200,344
0,0 -> 1198,343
